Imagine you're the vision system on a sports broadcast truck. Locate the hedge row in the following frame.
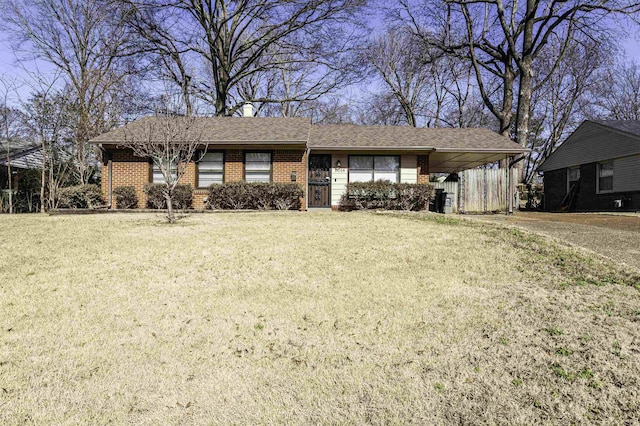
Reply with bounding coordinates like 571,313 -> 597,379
143,183 -> 193,209
57,184 -> 103,209
339,181 -> 432,211
66,181 -> 429,211
113,186 -> 138,209
207,182 -> 303,210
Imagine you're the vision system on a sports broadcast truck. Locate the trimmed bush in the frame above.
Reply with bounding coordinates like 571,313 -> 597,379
143,183 -> 193,209
339,181 -> 432,211
207,182 -> 304,210
57,184 -> 103,209
113,186 -> 138,209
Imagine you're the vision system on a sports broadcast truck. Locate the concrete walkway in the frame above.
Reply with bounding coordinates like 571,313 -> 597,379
462,212 -> 640,271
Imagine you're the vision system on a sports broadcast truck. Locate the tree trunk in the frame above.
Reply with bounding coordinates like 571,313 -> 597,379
40,139 -> 46,213
164,188 -> 175,224
6,151 -> 12,214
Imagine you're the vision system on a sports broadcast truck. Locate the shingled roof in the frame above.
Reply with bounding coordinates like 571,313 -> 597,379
308,124 -> 526,152
538,120 -> 640,172
90,116 -> 528,156
90,116 -> 311,144
590,120 -> 640,137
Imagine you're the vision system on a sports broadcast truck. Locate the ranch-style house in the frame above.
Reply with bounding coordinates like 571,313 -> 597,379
90,114 -> 528,210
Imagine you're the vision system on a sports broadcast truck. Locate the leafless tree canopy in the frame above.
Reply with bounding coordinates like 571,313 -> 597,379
3,0 -> 141,183
119,0 -> 368,116
119,113 -> 204,223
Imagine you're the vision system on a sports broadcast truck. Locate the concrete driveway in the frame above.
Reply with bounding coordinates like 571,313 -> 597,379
463,212 -> 640,271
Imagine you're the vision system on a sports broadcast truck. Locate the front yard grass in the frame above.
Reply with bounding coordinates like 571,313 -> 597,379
1,212 -> 638,424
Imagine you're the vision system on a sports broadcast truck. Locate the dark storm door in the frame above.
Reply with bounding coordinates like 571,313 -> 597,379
308,154 -> 331,207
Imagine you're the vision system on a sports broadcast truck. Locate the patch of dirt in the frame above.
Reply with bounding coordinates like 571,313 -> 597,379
463,212 -> 640,272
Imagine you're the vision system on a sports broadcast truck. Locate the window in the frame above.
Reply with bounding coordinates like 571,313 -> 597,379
597,161 -> 614,193
245,152 -> 271,182
152,159 -> 176,184
349,155 -> 400,183
198,152 -> 224,187
567,166 -> 580,193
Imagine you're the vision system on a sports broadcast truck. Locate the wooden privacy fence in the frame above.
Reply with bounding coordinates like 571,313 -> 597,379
433,168 -> 519,213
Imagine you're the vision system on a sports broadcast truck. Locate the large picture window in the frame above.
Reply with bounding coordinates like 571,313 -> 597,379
349,155 -> 400,183
198,152 -> 224,187
245,152 -> 271,182
597,161 -> 614,193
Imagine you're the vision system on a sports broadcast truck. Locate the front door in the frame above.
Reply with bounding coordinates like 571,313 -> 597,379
308,154 -> 331,207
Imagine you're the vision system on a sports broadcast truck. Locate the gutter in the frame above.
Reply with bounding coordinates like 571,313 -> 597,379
308,146 -> 530,154
89,139 -> 309,145
308,146 -> 436,151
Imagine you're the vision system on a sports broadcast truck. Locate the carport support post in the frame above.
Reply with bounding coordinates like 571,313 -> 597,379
106,156 -> 113,208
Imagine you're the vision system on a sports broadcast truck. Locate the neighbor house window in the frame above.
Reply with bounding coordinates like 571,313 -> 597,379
567,166 -> 580,193
349,155 -> 400,183
152,159 -> 177,184
245,152 -> 271,182
597,161 -> 614,193
198,152 -> 224,187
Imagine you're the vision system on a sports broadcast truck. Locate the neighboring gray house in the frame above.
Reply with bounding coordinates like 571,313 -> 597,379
538,120 -> 640,211
0,140 -> 43,189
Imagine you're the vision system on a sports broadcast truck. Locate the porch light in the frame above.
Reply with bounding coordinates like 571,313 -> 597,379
291,171 -> 297,182
336,160 -> 342,168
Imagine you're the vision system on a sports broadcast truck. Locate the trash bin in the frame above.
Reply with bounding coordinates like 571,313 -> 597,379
444,192 -> 454,214
431,189 -> 446,213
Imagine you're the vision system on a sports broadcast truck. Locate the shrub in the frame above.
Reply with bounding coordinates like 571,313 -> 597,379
143,183 -> 193,209
339,181 -> 432,211
112,186 -> 138,209
207,182 -> 304,210
57,184 -> 103,209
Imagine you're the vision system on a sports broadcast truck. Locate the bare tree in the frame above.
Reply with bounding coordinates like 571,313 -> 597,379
3,0 -> 137,184
119,111 -> 203,223
118,0 -> 367,116
590,60 -> 640,120
365,28 -> 433,127
524,37 -> 606,182
0,77 -> 26,214
24,89 -> 77,211
119,1 -> 197,116
394,0 -> 640,151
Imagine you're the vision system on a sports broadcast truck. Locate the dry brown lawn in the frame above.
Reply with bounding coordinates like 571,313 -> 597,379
0,212 -> 638,425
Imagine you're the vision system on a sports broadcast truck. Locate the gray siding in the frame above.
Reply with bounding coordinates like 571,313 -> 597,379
539,121 -> 640,172
614,154 -> 640,192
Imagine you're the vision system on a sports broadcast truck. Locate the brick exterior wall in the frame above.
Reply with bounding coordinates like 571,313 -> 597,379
103,147 -> 307,210
224,150 -> 243,182
543,163 -> 640,211
273,150 -> 307,188
105,150 -> 150,209
417,155 -> 430,184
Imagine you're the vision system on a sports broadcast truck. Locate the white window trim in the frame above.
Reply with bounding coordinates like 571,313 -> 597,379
566,166 -> 580,194
596,161 -> 614,194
